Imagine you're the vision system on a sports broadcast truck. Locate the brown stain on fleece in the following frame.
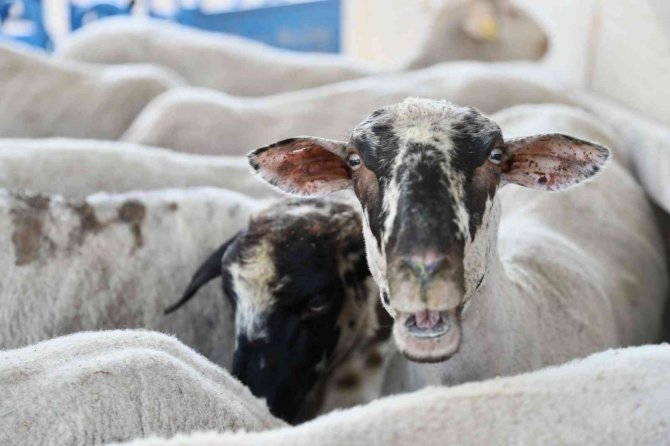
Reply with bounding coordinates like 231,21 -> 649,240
69,202 -> 104,247
10,194 -> 51,266
118,200 -> 146,251
10,193 -> 148,265
71,199 -> 146,252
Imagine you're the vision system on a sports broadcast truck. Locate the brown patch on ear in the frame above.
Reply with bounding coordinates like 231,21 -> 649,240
249,138 -> 351,196
502,134 -> 609,191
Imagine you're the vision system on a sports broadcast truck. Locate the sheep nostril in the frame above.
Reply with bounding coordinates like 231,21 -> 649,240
400,256 -> 448,284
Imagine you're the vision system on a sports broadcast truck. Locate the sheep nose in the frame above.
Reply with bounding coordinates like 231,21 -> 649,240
401,256 -> 448,286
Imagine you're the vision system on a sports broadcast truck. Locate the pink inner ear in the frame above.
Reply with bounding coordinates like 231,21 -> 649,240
503,135 -> 609,191
255,141 -> 351,195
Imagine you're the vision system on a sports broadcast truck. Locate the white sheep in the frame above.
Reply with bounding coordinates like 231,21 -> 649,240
0,138 -> 278,200
55,0 -> 546,96
114,344 -> 670,446
0,43 -> 184,139
122,62 -> 576,156
249,99 -> 668,387
0,330 -> 285,446
0,187 -> 261,367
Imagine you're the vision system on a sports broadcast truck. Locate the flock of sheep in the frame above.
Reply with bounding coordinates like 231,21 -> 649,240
1,1 -> 670,445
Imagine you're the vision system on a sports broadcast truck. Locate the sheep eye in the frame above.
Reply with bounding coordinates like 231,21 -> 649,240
347,153 -> 362,170
489,148 -> 503,164
304,295 -> 332,317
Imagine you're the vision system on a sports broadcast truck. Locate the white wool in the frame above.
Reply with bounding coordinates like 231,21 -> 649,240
0,138 -> 279,200
122,63 -> 575,156
0,330 -> 285,446
0,43 -> 184,139
114,345 -> 670,446
55,1 -> 546,96
0,187 -> 263,368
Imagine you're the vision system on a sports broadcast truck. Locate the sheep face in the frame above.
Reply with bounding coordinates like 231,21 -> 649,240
249,98 -> 609,363
170,199 -> 376,423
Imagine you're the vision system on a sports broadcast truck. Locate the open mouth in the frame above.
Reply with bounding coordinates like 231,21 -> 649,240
405,310 -> 450,339
393,308 -> 462,363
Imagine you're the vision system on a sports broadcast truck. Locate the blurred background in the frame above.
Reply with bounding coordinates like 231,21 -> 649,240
1,0 -> 669,124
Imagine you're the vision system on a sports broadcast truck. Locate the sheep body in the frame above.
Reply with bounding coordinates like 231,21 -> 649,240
56,17 -> 372,97
122,63 -> 575,156
0,330 -> 284,446
574,92 -> 670,213
0,43 -> 184,139
0,138 -> 278,200
115,344 -> 670,446
0,187 -> 260,367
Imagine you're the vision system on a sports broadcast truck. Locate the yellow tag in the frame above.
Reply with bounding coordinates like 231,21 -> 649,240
480,16 -> 499,41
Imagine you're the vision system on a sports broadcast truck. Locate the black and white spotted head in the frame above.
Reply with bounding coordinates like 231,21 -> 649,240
166,198 -> 377,423
248,98 -> 609,363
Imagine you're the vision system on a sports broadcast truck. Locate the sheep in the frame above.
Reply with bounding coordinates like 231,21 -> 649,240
122,62 -> 577,156
248,99 -> 668,387
112,344 -> 670,446
149,104 -> 653,422
400,0 -> 548,69
0,42 -> 184,139
166,197 -> 391,423
0,330 -> 285,446
0,187 -> 261,368
153,104 -> 651,423
55,0 -> 546,97
0,138 -> 279,200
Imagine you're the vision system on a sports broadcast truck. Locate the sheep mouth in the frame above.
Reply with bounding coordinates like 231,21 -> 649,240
393,308 -> 462,363
405,310 -> 450,339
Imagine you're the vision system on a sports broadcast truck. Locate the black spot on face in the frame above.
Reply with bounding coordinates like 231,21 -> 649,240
388,143 -> 460,257
382,291 -> 390,306
333,371 -> 360,389
365,350 -> 384,368
349,119 -> 399,248
449,110 -> 503,238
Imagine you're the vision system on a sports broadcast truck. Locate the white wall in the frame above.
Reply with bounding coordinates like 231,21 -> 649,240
343,0 -> 432,69
590,0 -> 670,126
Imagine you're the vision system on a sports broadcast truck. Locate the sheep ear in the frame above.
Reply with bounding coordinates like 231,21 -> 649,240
501,133 -> 610,191
164,233 -> 239,315
248,137 -> 351,196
